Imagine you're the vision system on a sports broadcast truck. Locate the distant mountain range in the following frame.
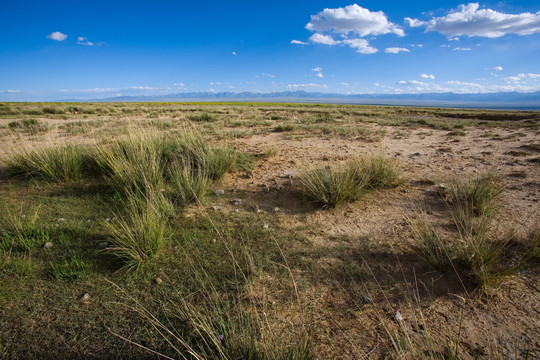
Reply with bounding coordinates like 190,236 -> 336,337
82,90 -> 540,109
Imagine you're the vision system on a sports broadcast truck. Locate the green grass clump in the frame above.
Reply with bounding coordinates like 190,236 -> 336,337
0,207 -> 51,252
8,119 -> 50,134
274,124 -> 296,132
414,175 -> 516,288
188,112 -> 218,122
167,160 -> 210,207
299,155 -> 402,208
5,143 -> 86,182
104,192 -> 170,271
50,257 -> 90,280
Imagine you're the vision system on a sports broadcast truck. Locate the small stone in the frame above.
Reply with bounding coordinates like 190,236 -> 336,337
154,277 -> 163,285
234,209 -> 239,213
215,189 -> 225,196
211,206 -> 221,211
262,224 -> 269,229
81,293 -> 90,302
246,171 -> 254,179
362,296 -> 373,305
286,174 -> 294,179
57,218 -> 65,223
98,241 -> 110,249
231,198 -> 242,205
43,242 -> 53,249
394,311 -> 403,322
273,207 -> 281,212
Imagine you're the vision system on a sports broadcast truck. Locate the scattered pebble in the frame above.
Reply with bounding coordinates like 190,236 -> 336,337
262,224 -> 269,229
273,207 -> 281,212
211,206 -> 221,211
57,218 -> 65,223
154,277 -> 163,285
246,171 -> 254,179
43,242 -> 53,249
215,189 -> 225,196
286,174 -> 294,179
362,296 -> 373,305
394,311 -> 403,322
98,241 -> 110,249
231,198 -> 242,205
81,293 -> 90,302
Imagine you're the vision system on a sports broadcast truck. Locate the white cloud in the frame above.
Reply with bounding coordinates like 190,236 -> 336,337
291,40 -> 309,45
306,4 -> 404,37
261,73 -> 275,78
410,43 -> 423,48
424,3 -> 540,38
311,67 -> 322,72
420,74 -> 435,79
343,38 -> 378,54
340,82 -> 349,86
492,66 -> 503,71
315,72 -> 324,78
287,83 -> 328,89
77,37 -> 94,46
385,47 -> 410,54
309,33 -> 339,45
405,17 -> 426,27
503,73 -> 540,83
453,47 -> 472,51
174,82 -> 185,87
47,31 -> 67,41
1,89 -> 21,93
232,51 -> 237,55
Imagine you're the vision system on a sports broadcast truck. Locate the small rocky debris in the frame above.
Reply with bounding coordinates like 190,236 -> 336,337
211,206 -> 221,211
43,242 -> 53,249
362,296 -> 373,305
273,207 -> 281,212
215,189 -> 225,196
231,198 -> 242,206
98,241 -> 110,249
394,311 -> 403,322
246,171 -> 254,179
252,205 -> 263,214
270,183 -> 283,191
262,224 -> 269,229
81,293 -> 90,302
286,173 -> 294,179
154,277 -> 163,285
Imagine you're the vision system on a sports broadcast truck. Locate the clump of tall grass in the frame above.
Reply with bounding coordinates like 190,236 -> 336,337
413,175 -> 517,288
167,160 -> 210,207
8,119 -> 50,134
104,191 -> 170,272
4,143 -> 86,182
0,206 -> 50,252
187,112 -> 218,122
299,154 -> 402,208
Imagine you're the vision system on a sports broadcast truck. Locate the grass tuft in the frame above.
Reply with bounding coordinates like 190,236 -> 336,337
50,257 -> 90,281
4,143 -> 86,182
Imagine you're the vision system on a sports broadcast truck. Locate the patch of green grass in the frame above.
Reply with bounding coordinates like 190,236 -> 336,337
0,207 -> 51,252
274,123 -> 296,132
299,155 -> 402,208
188,112 -> 218,122
5,143 -> 87,182
8,119 -> 50,134
50,257 -> 90,281
104,191 -> 170,272
167,160 -> 210,207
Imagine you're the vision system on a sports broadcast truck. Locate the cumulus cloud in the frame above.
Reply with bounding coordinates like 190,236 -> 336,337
309,33 -> 339,45
503,73 -> 540,83
291,40 -> 309,45
47,31 -> 67,41
232,51 -> 237,55
385,47 -> 410,54
77,37 -> 94,46
420,3 -> 540,38
343,38 -> 378,54
405,17 -> 426,27
420,74 -> 435,79
315,73 -> 324,78
306,4 -> 404,37
492,66 -> 503,71
312,67 -> 322,72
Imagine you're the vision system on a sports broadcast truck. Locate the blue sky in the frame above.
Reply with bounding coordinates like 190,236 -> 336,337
1,1 -> 539,100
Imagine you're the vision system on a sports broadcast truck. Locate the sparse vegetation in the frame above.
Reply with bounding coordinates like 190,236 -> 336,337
0,102 -> 538,359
